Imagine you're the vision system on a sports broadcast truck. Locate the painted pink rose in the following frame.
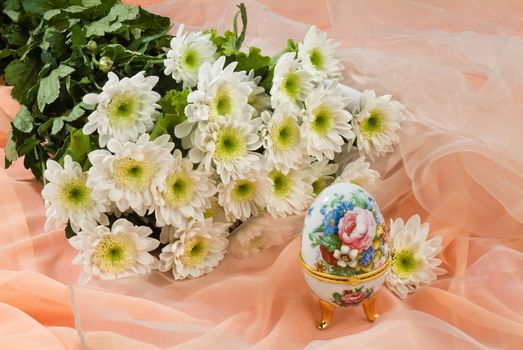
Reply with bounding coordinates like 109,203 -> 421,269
342,290 -> 366,305
338,207 -> 376,250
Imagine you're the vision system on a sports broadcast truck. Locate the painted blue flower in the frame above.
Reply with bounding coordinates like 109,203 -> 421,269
366,198 -> 375,211
322,209 -> 343,235
336,201 -> 354,213
320,206 -> 327,215
359,247 -> 375,267
307,206 -> 314,217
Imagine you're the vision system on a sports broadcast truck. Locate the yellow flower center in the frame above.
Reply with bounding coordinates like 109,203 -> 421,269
270,170 -> 291,199
113,158 -> 155,190
162,171 -> 195,207
270,116 -> 300,151
59,175 -> 93,210
180,236 -> 210,267
107,92 -> 140,128
93,234 -> 137,273
392,247 -> 421,279
360,109 -> 385,137
232,180 -> 256,202
210,86 -> 234,117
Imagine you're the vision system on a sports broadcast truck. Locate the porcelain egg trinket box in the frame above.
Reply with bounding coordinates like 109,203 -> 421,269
299,182 -> 390,329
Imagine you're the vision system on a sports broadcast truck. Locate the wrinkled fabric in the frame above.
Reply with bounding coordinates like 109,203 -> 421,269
1,0 -> 523,349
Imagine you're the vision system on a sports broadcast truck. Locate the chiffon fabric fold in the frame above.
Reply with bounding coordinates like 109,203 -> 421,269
1,1 -> 522,349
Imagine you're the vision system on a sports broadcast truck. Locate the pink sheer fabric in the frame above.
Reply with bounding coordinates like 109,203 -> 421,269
1,0 -> 523,348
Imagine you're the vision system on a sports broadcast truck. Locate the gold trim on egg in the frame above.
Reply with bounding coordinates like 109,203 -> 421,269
299,254 -> 391,285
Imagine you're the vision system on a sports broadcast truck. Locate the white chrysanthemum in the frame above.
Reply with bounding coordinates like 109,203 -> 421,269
159,219 -> 229,280
247,70 -> 271,117
163,24 -> 217,89
204,196 -> 229,225
308,159 -> 339,195
154,149 -> 216,227
261,102 -> 306,174
87,134 -> 174,216
353,89 -> 406,160
298,26 -> 343,81
301,84 -> 354,161
187,114 -> 263,184
82,71 -> 160,147
266,167 -> 314,218
69,219 -> 160,284
270,52 -> 314,108
175,56 -> 255,142
386,215 -> 446,299
42,155 -> 109,232
228,216 -> 286,259
217,169 -> 271,221
336,156 -> 380,187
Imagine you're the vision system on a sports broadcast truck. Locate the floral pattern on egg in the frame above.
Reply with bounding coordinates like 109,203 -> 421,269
306,188 -> 387,276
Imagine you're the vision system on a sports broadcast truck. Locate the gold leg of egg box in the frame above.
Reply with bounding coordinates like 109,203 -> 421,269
362,294 -> 379,322
317,299 -> 336,330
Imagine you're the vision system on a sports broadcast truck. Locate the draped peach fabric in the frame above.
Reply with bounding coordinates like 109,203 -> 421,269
1,1 -> 523,349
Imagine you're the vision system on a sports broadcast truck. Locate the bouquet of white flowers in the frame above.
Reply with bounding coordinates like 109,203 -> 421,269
2,1 -> 444,294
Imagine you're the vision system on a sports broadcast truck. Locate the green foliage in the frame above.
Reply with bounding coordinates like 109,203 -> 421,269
0,0 -> 173,180
150,89 -> 190,141
351,190 -> 368,210
319,234 -> 341,253
0,0 -> 295,181
66,127 -> 91,166
12,105 -> 33,132
85,3 -> 139,37
236,47 -> 271,76
4,130 -> 18,167
37,65 -> 75,111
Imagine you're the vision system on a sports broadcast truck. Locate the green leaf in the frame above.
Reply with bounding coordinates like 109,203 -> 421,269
85,4 -> 139,37
151,89 -> 190,139
100,43 -> 144,64
351,190 -> 368,209
4,58 -> 40,104
66,128 -> 91,165
50,104 -> 86,135
66,128 -> 91,164
62,104 -> 86,122
37,119 -> 54,135
235,46 -> 271,73
37,64 -> 75,111
39,29 -> 65,52
12,105 -> 34,133
159,89 -> 190,116
0,49 -> 16,60
17,135 -> 39,156
51,119 -> 64,135
43,9 -> 61,20
271,39 -> 298,65
208,30 -> 238,56
285,38 -> 298,53
131,7 -> 171,33
319,235 -> 342,253
82,0 -> 102,6
311,224 -> 324,234
70,24 -> 86,50
3,0 -> 22,21
4,130 -> 18,168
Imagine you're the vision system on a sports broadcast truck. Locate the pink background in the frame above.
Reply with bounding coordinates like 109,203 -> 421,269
1,1 -> 523,349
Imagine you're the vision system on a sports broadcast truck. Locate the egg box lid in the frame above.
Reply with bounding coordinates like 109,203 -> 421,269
300,182 -> 388,278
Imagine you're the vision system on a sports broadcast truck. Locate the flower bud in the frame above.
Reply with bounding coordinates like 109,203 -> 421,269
99,56 -> 113,73
86,40 -> 97,51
